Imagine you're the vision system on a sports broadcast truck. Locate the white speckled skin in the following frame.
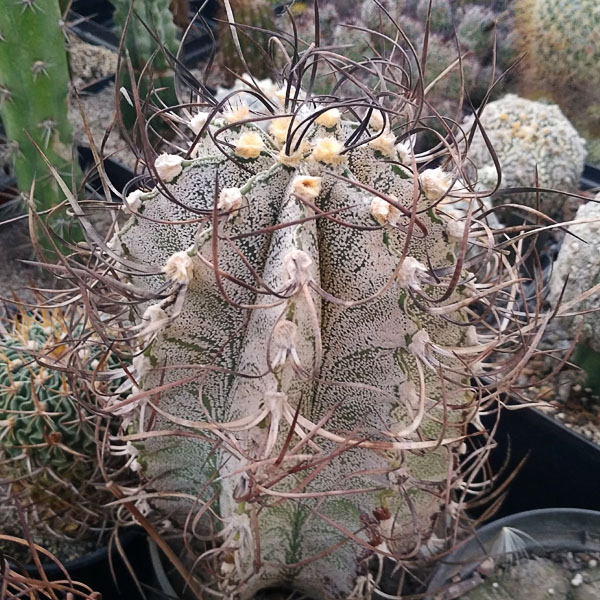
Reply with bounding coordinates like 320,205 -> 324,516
550,195 -> 600,352
464,94 -> 586,218
114,105 -> 481,599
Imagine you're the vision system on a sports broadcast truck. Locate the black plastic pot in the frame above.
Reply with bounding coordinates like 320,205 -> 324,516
426,508 -> 600,600
20,529 -> 149,600
474,401 -> 600,520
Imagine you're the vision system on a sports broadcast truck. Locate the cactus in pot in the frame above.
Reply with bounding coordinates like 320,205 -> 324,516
0,306 -> 127,540
76,14 -> 539,600
549,195 -> 600,394
463,94 -> 586,220
0,0 -> 82,245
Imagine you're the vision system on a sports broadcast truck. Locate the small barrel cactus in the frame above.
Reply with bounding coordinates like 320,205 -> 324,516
463,94 -> 586,218
549,196 -> 600,393
0,0 -> 81,243
0,308 -> 124,537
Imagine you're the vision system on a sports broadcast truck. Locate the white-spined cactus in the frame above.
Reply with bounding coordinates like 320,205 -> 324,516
93,26 -> 532,600
464,94 -> 586,219
549,195 -> 600,393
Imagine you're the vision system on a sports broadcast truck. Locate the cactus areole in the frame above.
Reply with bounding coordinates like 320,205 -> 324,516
109,79 -> 495,599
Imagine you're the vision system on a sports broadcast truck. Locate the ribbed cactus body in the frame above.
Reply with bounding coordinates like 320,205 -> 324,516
464,94 -> 586,217
516,0 -> 600,93
0,309 -> 122,535
110,0 -> 179,125
112,87 -> 483,597
549,196 -> 600,393
0,0 -> 80,236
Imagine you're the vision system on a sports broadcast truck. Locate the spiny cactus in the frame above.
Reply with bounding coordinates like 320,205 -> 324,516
549,196 -> 600,394
0,0 -> 81,244
90,39 -> 539,594
218,0 -> 277,84
463,94 -> 586,219
416,0 -> 453,34
515,0 -> 600,165
0,308 -> 124,537
110,0 -> 179,128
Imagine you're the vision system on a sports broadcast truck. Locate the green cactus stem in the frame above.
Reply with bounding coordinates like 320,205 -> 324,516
110,0 -> 179,130
0,0 -> 82,244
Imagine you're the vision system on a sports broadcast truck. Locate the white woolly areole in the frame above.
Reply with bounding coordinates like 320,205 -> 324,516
420,167 -> 452,201
397,256 -> 428,289
315,108 -> 341,128
164,250 -> 194,284
277,143 -> 308,166
445,218 -> 466,241
132,352 -> 152,380
218,187 -> 244,213
396,141 -> 412,163
274,85 -> 305,105
142,303 -> 168,325
408,329 -> 432,362
292,176 -> 322,202
311,137 -> 344,164
155,154 -> 183,182
370,195 -> 401,226
284,249 -> 313,286
235,132 -> 264,159
369,109 -> 386,131
270,116 -> 293,145
369,131 -> 397,156
224,104 -> 250,124
123,189 -> 144,213
189,111 -> 210,134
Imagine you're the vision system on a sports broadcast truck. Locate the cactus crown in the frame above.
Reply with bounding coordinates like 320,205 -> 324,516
63,7 -> 543,599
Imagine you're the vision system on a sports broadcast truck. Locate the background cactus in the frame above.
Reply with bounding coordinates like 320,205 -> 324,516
218,0 -> 277,84
0,0 -> 82,245
549,196 -> 600,394
91,33 -> 538,593
0,307 -> 124,539
109,0 -> 179,129
515,0 -> 600,164
463,94 -> 586,219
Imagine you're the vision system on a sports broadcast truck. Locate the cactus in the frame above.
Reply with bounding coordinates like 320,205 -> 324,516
463,94 -> 586,219
416,0 -> 453,34
0,307 -> 125,537
91,45 -> 539,594
218,0 -> 277,84
549,196 -> 600,393
0,0 -> 81,244
515,0 -> 600,164
110,0 -> 179,128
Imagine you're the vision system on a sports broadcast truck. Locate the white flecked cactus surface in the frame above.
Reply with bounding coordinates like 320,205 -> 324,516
464,94 -> 586,218
110,82 -> 492,599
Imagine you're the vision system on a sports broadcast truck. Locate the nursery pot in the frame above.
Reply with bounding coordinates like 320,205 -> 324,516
21,529 -> 149,600
426,508 -> 600,600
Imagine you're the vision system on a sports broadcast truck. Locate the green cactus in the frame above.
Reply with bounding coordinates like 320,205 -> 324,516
218,0 -> 277,84
463,94 -> 586,219
99,63 -> 518,595
549,196 -> 600,394
416,0 -> 453,34
110,0 -> 179,129
0,0 -> 82,245
0,308 -> 125,537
